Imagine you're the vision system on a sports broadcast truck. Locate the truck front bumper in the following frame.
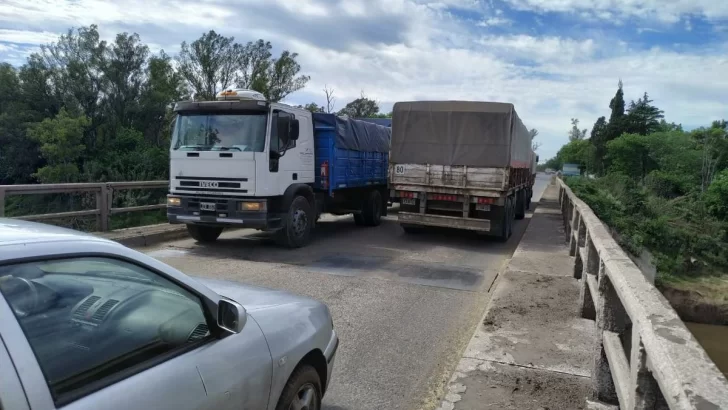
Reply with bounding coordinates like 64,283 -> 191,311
398,212 -> 491,232
167,195 -> 281,230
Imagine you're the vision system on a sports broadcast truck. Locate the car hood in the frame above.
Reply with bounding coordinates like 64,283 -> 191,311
192,277 -> 318,312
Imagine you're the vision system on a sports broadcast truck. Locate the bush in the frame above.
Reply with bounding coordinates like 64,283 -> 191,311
705,169 -> 728,220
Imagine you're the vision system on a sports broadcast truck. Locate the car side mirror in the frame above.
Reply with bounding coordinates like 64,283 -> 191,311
217,299 -> 246,334
290,119 -> 299,141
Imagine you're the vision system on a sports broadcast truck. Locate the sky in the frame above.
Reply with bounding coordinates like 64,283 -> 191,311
1,0 -> 727,159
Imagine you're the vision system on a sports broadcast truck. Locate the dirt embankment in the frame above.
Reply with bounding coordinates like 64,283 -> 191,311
658,283 -> 728,325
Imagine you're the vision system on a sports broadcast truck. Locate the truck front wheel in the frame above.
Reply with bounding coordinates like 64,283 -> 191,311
187,225 -> 223,243
276,196 -> 312,248
361,190 -> 383,227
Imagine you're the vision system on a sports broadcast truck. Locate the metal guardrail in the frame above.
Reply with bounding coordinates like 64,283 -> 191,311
0,181 -> 168,231
557,178 -> 728,410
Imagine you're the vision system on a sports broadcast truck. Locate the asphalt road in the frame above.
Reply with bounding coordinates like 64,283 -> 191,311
140,174 -> 551,410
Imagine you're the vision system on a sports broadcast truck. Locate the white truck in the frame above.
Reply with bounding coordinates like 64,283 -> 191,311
166,89 -> 391,248
389,101 -> 537,240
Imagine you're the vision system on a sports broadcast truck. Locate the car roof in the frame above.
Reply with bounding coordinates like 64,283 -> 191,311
0,218 -> 111,247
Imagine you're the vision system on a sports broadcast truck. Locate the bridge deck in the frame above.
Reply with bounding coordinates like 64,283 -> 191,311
439,181 -> 596,410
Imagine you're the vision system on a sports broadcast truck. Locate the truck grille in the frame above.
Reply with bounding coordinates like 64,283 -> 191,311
174,176 -> 249,194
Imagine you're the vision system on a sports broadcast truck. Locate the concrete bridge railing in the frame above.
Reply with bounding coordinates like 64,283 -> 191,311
557,178 -> 728,409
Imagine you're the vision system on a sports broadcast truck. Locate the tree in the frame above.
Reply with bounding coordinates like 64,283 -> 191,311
324,84 -> 335,113
177,30 -> 244,101
705,169 -> 728,220
568,118 -> 587,141
590,116 -> 608,174
298,102 -> 324,113
557,139 -> 595,173
624,92 -> 664,136
235,40 -> 309,102
101,32 -> 149,131
28,108 -> 89,183
39,25 -> 107,121
138,51 -> 188,145
530,128 -> 541,151
264,50 -> 309,102
693,121 -> 728,192
0,63 -> 42,184
338,93 -> 379,118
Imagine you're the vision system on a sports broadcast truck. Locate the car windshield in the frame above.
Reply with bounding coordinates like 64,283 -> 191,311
172,112 -> 268,152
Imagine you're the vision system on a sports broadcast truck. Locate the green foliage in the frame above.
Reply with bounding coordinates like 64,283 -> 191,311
28,108 -> 89,183
176,32 -> 309,102
624,92 -> 665,135
338,95 -> 380,118
553,139 -> 595,173
556,79 -> 727,282
705,169 -> 728,220
0,24 -> 311,231
568,118 -> 587,141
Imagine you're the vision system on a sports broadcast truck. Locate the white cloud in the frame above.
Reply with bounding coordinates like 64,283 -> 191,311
503,0 -> 728,23
478,16 -> 512,27
0,0 -> 726,160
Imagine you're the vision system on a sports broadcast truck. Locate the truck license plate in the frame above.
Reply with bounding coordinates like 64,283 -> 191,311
402,198 -> 416,206
476,204 -> 491,211
199,202 -> 216,211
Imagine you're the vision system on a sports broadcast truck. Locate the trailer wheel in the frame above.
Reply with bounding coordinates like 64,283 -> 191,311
497,197 -> 514,242
515,190 -> 526,220
526,188 -> 532,210
361,190 -> 383,227
187,225 -> 223,243
276,196 -> 312,248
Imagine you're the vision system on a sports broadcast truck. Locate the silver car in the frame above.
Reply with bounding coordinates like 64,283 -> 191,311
0,219 -> 338,410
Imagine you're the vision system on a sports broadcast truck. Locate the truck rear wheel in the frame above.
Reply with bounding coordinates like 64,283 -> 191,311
497,197 -> 514,242
515,190 -> 526,220
187,225 -> 223,243
361,190 -> 383,227
276,196 -> 312,248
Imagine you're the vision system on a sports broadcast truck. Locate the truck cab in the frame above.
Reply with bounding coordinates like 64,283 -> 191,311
167,89 -> 390,248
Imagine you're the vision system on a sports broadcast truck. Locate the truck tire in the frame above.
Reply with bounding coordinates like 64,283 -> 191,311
515,190 -> 526,220
276,196 -> 312,248
497,197 -> 514,242
526,188 -> 532,210
187,225 -> 223,243
361,190 -> 383,227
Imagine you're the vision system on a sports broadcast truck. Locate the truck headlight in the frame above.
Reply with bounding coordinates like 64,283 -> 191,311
167,197 -> 181,207
240,201 -> 266,211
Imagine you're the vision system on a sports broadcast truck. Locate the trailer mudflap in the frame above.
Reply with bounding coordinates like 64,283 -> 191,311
398,212 -> 491,231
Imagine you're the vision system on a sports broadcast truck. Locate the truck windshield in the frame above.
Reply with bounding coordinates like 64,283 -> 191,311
172,112 -> 268,152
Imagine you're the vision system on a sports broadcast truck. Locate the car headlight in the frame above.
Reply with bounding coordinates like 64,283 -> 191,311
167,197 -> 181,207
240,201 -> 266,211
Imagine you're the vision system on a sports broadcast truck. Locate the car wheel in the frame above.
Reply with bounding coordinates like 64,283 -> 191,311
275,365 -> 322,410
276,196 -> 312,248
186,225 -> 223,243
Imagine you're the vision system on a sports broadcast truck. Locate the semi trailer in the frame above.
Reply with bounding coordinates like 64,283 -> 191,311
389,101 -> 537,240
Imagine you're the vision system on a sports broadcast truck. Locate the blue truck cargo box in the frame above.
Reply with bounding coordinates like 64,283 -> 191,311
312,113 -> 391,195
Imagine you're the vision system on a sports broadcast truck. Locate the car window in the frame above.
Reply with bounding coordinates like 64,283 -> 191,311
0,257 -> 211,402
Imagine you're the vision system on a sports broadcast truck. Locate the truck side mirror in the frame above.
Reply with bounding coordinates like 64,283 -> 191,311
290,119 -> 299,141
